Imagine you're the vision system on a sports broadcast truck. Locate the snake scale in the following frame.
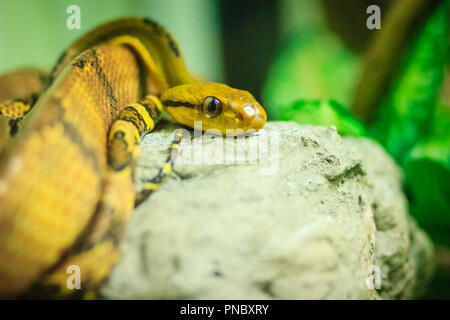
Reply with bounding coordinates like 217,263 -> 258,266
0,17 -> 266,299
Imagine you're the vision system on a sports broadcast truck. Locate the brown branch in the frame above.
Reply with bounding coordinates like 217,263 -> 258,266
435,246 -> 450,271
351,0 -> 442,123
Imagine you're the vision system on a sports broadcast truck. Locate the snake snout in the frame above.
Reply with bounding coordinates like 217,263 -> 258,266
236,103 -> 266,131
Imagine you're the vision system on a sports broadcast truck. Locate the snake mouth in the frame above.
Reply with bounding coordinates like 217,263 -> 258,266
245,104 -> 267,131
248,114 -> 266,131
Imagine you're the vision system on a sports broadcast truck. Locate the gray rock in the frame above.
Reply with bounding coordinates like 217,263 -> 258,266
342,138 -> 434,299
101,121 -> 433,299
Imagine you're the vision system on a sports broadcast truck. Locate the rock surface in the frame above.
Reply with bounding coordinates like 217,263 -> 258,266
101,121 -> 433,299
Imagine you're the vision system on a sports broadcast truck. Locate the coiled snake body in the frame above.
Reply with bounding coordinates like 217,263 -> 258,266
0,18 -> 266,298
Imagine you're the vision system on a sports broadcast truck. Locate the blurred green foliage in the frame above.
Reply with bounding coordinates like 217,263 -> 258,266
263,2 -> 449,299
404,102 -> 450,246
263,31 -> 359,119
263,1 -> 361,136
388,1 -> 449,251
278,100 -> 366,137
0,0 -> 224,81
370,0 -> 448,164
263,0 -> 359,118
263,0 -> 450,253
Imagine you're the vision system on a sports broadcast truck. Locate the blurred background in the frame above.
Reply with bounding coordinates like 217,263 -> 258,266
0,0 -> 448,299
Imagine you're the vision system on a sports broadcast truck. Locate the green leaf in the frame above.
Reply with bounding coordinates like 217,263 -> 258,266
263,31 -> 358,120
279,99 -> 367,137
370,1 -> 448,163
404,104 -> 450,243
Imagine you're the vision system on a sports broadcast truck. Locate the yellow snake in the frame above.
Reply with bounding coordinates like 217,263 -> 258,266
0,17 -> 266,299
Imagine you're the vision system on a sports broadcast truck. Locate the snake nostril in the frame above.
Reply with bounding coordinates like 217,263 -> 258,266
243,104 -> 256,119
236,113 -> 244,122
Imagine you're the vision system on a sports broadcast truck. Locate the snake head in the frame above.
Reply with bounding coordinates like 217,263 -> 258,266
161,82 -> 267,135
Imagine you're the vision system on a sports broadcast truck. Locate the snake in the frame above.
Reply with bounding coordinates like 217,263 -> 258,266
0,17 -> 267,299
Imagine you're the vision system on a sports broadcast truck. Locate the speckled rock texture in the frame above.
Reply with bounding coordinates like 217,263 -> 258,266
101,121 -> 433,299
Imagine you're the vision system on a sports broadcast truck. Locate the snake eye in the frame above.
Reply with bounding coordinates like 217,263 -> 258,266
203,96 -> 222,118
